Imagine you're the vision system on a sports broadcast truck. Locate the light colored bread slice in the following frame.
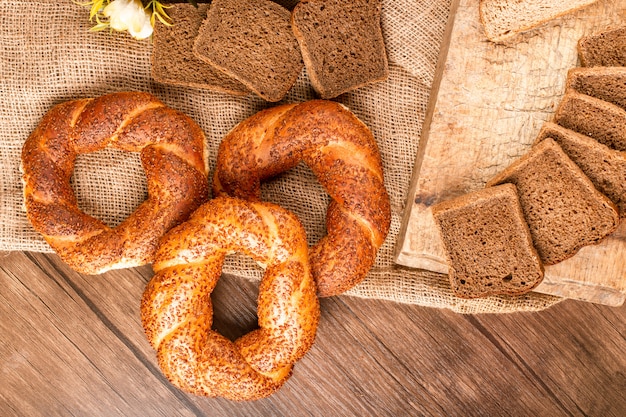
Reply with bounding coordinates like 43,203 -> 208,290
536,122 -> 626,217
151,3 -> 249,95
578,26 -> 626,67
554,89 -> 626,151
432,183 -> 544,299
486,138 -> 619,265
479,0 -> 598,43
566,67 -> 626,111
291,0 -> 388,99
193,0 -> 303,102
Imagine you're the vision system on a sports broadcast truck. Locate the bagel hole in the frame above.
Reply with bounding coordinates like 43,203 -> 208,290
259,163 -> 329,247
211,270 -> 260,341
72,148 -> 147,228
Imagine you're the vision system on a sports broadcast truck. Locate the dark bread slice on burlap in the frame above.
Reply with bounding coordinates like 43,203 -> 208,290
151,3 -> 249,95
578,26 -> 626,67
566,67 -> 626,111
432,183 -> 544,299
193,0 -> 303,102
536,122 -> 626,217
291,0 -> 389,99
554,89 -> 626,151
486,138 -> 619,265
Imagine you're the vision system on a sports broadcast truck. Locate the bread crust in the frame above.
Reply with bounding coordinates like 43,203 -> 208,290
213,100 -> 391,297
21,92 -> 209,274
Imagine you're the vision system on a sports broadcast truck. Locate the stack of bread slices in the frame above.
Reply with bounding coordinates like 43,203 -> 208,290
433,26 -> 626,299
151,0 -> 388,102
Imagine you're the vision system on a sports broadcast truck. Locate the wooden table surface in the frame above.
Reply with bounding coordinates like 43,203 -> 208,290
1,250 -> 625,416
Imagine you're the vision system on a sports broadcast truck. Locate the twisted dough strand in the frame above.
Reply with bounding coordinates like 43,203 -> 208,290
141,197 -> 320,401
21,92 -> 209,274
213,100 -> 391,296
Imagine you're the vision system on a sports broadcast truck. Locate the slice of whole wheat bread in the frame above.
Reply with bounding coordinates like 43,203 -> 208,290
291,0 -> 389,99
554,89 -> 626,151
432,183 -> 544,299
566,67 -> 626,111
578,26 -> 626,67
151,3 -> 249,95
193,0 -> 303,102
536,122 -> 626,217
479,0 -> 598,43
486,138 -> 619,265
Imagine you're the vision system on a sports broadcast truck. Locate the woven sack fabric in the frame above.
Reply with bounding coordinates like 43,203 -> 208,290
0,0 -> 562,313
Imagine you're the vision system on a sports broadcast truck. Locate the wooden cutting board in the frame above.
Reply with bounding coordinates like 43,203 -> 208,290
395,0 -> 626,306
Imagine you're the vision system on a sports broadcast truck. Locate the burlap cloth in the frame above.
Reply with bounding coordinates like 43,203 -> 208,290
0,0 -> 562,313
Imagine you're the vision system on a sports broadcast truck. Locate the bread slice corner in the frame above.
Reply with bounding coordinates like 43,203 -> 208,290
578,25 -> 626,67
536,122 -> 626,217
566,66 -> 626,111
554,89 -> 626,151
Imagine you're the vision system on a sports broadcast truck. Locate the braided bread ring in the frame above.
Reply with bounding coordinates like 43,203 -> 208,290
141,196 -> 319,401
213,100 -> 391,297
21,92 -> 209,274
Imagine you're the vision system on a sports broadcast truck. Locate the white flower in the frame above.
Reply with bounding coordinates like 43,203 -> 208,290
103,0 -> 153,39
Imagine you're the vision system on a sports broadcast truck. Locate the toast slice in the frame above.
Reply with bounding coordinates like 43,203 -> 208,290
479,0 -> 598,43
193,0 -> 303,102
432,183 -> 544,299
578,26 -> 626,67
536,122 -> 626,217
291,0 -> 389,99
566,67 -> 626,111
554,89 -> 626,151
151,3 -> 249,95
486,138 -> 619,265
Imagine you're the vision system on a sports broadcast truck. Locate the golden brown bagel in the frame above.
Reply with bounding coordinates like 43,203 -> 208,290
213,100 -> 391,297
141,196 -> 320,401
21,92 -> 209,274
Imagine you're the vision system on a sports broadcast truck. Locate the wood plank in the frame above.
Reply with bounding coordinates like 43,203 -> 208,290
334,297 -> 566,416
2,251 -> 626,416
395,0 -> 626,306
471,301 -> 626,415
0,253 -> 204,417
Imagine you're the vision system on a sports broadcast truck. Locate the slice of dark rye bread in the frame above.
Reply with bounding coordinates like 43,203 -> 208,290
578,26 -> 626,67
151,3 -> 249,95
536,122 -> 626,217
554,89 -> 626,151
486,138 -> 619,265
193,0 -> 303,102
432,183 -> 544,299
566,67 -> 626,111
291,0 -> 389,99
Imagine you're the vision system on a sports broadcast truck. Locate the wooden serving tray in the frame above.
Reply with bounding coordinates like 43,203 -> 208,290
395,0 -> 626,306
